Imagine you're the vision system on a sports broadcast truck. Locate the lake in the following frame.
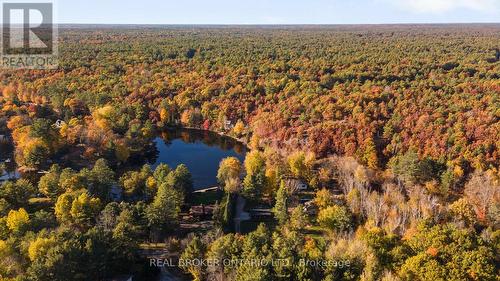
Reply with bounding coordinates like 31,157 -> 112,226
150,129 -> 246,190
0,141 -> 18,182
1,129 -> 247,190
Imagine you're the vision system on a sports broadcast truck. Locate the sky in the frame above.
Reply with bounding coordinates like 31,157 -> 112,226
54,0 -> 500,24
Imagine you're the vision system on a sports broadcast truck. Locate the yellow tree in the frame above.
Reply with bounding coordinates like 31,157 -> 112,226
28,237 -> 57,261
54,193 -> 74,223
244,151 -> 266,176
233,120 -> 245,137
314,188 -> 334,210
217,157 -> 242,193
363,137 -> 379,169
6,208 -> 30,234
70,193 -> 101,228
287,151 -> 315,180
242,150 -> 267,199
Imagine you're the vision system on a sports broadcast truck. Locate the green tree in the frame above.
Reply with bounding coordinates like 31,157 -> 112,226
29,118 -> 55,141
359,227 -> 399,268
317,205 -> 351,233
38,164 -> 63,199
24,142 -> 50,168
273,181 -> 289,225
290,206 -> 308,231
271,232 -> 297,279
87,158 -> 115,200
0,179 -> 36,208
399,222 -> 498,281
243,170 -> 266,201
389,150 -> 434,185
206,233 -> 243,275
147,181 -> 183,233
54,192 -> 101,228
70,193 -> 101,229
120,164 -> 152,198
171,164 -> 193,195
180,236 -> 206,281
236,224 -> 272,281
0,239 -> 23,277
59,167 -> 85,192
153,163 -> 171,183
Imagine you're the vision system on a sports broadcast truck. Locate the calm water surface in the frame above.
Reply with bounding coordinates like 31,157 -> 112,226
0,141 -> 18,181
151,129 -> 246,190
0,129 -> 247,189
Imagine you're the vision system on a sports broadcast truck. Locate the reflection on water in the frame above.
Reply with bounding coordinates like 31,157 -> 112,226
0,129 -> 247,189
0,141 -> 18,181
150,129 -> 246,190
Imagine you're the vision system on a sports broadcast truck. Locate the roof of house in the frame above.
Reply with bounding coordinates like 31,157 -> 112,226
190,205 -> 215,216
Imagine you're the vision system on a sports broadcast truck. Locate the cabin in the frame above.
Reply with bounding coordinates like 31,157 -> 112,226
54,120 -> 66,128
303,201 -> 318,215
224,120 -> 234,130
296,181 -> 308,191
282,177 -> 308,193
190,204 -> 215,219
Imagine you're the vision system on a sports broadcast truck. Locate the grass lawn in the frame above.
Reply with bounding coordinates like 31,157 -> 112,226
240,219 -> 277,234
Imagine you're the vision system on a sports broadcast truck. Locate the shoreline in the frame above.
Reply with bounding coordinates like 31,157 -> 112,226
162,125 -> 251,150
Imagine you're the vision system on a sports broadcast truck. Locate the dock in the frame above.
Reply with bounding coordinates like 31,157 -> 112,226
192,186 -> 220,193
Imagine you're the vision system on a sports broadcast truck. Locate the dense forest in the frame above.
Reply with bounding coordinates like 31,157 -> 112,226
0,25 -> 499,281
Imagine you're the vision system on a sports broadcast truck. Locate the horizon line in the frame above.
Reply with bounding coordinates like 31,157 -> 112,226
52,22 -> 500,26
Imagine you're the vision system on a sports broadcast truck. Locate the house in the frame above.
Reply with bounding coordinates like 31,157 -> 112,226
303,201 -> 318,215
297,181 -> 308,191
282,177 -> 308,193
190,204 -> 215,218
54,120 -> 66,128
224,120 -> 234,130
